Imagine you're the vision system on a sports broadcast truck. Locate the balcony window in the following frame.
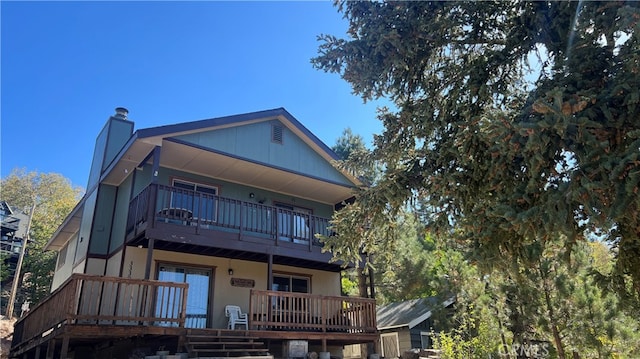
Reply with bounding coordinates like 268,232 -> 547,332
275,203 -> 311,244
171,179 -> 218,223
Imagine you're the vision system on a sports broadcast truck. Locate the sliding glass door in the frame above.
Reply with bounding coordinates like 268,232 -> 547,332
157,264 -> 211,328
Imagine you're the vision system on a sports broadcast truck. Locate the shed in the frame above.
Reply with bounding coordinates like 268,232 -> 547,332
376,297 -> 455,358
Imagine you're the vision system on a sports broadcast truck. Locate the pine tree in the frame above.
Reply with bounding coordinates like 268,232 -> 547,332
313,0 -> 640,309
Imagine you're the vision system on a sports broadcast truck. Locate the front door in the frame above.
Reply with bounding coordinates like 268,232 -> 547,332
157,264 -> 212,328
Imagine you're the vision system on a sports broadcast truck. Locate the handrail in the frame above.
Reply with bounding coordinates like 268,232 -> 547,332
127,183 -> 332,246
11,274 -> 188,351
249,289 -> 377,334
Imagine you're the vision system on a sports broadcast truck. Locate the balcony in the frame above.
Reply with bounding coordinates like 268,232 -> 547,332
126,184 -> 333,248
11,274 -> 188,356
11,274 -> 377,357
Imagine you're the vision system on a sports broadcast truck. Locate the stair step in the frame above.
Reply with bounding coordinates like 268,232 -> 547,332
187,335 -> 260,340
184,331 -> 270,358
189,342 -> 265,347
191,348 -> 269,353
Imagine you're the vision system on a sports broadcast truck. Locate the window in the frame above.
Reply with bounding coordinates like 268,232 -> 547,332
57,242 -> 68,270
275,203 -> 311,243
171,179 -> 218,223
273,274 -> 310,293
420,331 -> 431,349
272,274 -> 310,312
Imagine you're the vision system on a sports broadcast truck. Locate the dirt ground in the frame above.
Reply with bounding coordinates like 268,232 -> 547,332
0,316 -> 15,359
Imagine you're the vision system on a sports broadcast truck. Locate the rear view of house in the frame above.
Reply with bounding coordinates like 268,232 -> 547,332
10,108 -> 377,359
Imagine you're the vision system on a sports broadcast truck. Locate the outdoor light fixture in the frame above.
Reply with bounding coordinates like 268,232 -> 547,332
249,192 -> 255,199
228,268 -> 234,276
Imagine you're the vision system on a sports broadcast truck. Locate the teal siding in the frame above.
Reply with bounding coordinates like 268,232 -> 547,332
103,119 -> 134,172
87,118 -> 134,190
132,165 -> 154,197
89,185 -> 117,256
87,125 -> 108,189
110,175 -> 133,253
174,120 -> 353,186
74,190 -> 98,265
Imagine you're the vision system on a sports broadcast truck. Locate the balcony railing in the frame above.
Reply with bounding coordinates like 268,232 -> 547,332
249,290 -> 377,333
12,274 -> 376,354
126,184 -> 333,246
11,274 -> 188,350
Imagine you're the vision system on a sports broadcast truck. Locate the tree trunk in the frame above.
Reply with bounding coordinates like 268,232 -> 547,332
540,265 -> 566,359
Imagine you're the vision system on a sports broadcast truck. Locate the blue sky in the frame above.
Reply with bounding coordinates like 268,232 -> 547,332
1,1 -> 387,189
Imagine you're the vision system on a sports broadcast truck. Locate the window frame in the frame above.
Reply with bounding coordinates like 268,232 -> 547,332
272,272 -> 311,294
170,178 -> 220,223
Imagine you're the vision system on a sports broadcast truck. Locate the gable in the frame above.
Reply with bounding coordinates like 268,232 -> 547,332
172,120 -> 354,186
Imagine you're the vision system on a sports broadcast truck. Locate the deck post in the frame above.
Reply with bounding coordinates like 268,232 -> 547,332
144,238 -> 155,280
60,335 -> 70,359
45,338 -> 56,359
267,254 -> 273,290
34,344 -> 41,358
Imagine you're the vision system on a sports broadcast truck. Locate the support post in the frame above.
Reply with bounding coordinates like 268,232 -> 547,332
144,238 -> 155,280
267,254 -> 273,290
46,338 -> 56,359
6,203 -> 36,318
60,335 -> 70,359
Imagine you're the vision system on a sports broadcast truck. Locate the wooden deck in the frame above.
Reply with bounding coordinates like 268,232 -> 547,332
10,274 -> 377,358
126,183 -> 333,248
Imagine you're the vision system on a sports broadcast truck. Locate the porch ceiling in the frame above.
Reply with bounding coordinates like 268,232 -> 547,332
158,140 -> 354,206
102,138 -> 355,206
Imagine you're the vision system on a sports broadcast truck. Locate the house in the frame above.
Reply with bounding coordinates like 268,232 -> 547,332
1,201 -> 30,292
375,297 -> 454,358
10,108 -> 377,359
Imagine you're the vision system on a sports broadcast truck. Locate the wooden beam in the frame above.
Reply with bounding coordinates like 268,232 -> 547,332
60,335 -> 70,359
267,254 -> 273,291
46,338 -> 56,359
144,238 -> 155,280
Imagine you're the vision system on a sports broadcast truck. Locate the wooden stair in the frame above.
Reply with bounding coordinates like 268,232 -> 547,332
185,331 -> 272,358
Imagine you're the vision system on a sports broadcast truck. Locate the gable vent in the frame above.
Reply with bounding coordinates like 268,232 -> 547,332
272,124 -> 284,144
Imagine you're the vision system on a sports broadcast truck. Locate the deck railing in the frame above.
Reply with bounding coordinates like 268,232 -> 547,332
249,290 -> 377,333
126,184 -> 333,246
11,274 -> 188,350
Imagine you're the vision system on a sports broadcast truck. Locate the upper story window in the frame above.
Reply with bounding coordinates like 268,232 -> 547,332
171,179 -> 219,223
56,242 -> 69,270
275,203 -> 312,244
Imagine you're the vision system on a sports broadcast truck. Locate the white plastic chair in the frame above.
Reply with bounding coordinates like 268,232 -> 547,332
225,305 -> 248,330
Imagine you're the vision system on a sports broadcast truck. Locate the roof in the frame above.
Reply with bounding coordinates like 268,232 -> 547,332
100,107 -> 359,190
376,296 -> 455,330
